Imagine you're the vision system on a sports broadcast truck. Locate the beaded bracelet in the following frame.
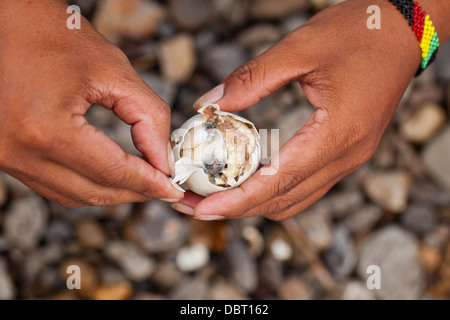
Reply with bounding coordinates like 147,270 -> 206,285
388,0 -> 440,76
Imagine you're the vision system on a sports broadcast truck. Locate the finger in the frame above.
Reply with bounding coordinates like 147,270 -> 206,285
44,117 -> 183,201
193,107 -> 347,217
12,158 -> 152,206
4,170 -> 82,208
194,32 -> 311,112
232,165 -> 355,220
88,56 -> 173,175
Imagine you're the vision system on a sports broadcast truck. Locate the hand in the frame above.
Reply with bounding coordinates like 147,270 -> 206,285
174,0 -> 450,220
0,1 -> 183,207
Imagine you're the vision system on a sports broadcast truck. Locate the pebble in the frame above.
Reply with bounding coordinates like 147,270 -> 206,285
237,24 -> 282,57
357,225 -> 425,299
419,244 -> 442,274
249,0 -> 309,19
422,126 -> 450,192
151,263 -> 183,291
281,14 -> 309,34
213,0 -> 251,27
277,277 -> 312,300
168,0 -> 213,31
269,238 -> 293,262
139,72 -> 177,106
363,171 -> 412,213
125,200 -> 188,254
401,204 -> 437,236
326,189 -> 365,219
104,241 -> 155,281
400,103 -> 446,144
296,205 -> 333,252
76,220 -> 107,249
94,282 -> 133,300
112,121 -> 140,156
435,41 -> 450,82
343,204 -> 383,235
169,277 -> 209,300
241,226 -> 264,258
158,34 -> 197,84
0,174 -> 7,207
226,239 -> 258,293
323,226 -> 356,278
175,243 -> 210,273
4,196 -> 48,250
93,0 -> 166,44
60,259 -> 99,299
278,104 -> 315,145
340,281 -> 376,300
200,43 -> 248,82
208,279 -> 248,300
0,258 -> 15,300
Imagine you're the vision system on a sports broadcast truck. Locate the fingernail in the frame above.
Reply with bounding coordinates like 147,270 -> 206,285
194,215 -> 226,221
194,84 -> 224,109
160,198 -> 182,203
171,203 -> 194,215
167,141 -> 175,177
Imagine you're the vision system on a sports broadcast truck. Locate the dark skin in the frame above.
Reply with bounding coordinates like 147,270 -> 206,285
174,0 -> 450,220
0,0 -> 448,217
0,0 -> 183,207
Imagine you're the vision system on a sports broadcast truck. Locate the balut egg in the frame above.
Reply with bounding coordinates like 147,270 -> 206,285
171,104 -> 261,197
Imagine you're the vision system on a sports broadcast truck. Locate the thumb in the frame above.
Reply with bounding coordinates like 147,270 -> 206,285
91,73 -> 173,176
194,37 -> 306,112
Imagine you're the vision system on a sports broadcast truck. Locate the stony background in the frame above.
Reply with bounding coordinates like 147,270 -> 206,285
0,0 -> 449,300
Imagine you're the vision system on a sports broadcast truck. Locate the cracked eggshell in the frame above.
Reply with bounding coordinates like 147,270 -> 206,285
170,104 -> 261,197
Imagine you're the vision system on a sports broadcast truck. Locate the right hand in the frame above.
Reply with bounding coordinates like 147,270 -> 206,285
0,0 -> 183,207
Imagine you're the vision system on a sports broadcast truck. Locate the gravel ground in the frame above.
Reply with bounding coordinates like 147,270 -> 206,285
0,0 -> 449,300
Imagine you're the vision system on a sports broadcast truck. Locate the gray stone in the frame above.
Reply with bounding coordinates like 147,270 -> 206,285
296,205 -> 333,252
341,281 -> 376,300
237,24 -> 282,57
357,225 -> 425,299
277,277 -> 312,300
125,200 -> 188,253
226,239 -> 258,293
93,0 -> 166,45
401,204 -> 437,236
282,14 -> 309,34
213,0 -> 251,26
249,0 -> 309,19
409,180 -> 450,206
158,34 -> 197,84
85,104 -> 117,128
327,189 -> 365,219
422,126 -> 450,192
208,279 -> 248,300
363,171 -> 412,213
0,173 -> 7,207
4,196 -> 48,250
139,72 -> 177,107
151,262 -> 183,291
343,204 -> 383,234
324,226 -> 356,278
0,258 -> 15,300
169,277 -> 209,300
105,241 -> 155,282
435,41 -> 450,82
399,103 -> 446,144
277,104 -> 314,145
169,0 -> 213,31
112,120 -> 140,155
200,43 -> 248,82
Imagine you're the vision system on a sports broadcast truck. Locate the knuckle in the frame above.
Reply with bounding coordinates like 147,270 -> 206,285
18,118 -> 56,152
85,193 -> 110,207
231,59 -> 265,88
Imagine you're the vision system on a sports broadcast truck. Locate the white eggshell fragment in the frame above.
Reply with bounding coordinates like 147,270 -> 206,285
171,104 -> 261,197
